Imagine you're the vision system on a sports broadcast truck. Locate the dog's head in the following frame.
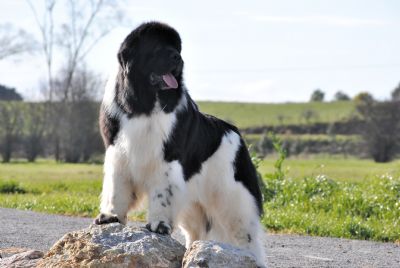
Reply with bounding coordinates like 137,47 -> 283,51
118,22 -> 184,93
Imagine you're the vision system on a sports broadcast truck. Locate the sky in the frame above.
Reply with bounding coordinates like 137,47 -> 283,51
0,0 -> 399,103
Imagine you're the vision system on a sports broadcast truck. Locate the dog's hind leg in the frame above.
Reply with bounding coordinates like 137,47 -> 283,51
95,146 -> 134,225
178,202 -> 208,248
211,184 -> 266,267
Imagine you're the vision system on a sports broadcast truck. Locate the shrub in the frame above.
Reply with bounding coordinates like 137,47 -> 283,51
0,180 -> 26,194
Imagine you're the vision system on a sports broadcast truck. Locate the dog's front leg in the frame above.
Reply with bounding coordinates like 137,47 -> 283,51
146,161 -> 185,235
95,146 -> 133,225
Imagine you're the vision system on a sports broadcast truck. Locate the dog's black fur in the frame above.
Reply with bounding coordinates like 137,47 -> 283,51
99,21 -> 263,215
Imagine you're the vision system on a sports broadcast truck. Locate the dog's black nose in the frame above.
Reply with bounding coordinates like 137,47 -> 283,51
170,51 -> 181,63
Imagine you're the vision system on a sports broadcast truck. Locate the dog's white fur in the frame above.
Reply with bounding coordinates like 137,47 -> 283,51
99,73 -> 265,265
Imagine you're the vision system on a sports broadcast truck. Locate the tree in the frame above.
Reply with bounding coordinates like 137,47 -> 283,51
51,67 -> 102,162
0,102 -> 24,162
392,82 -> 400,101
354,92 -> 374,105
26,0 -> 57,101
26,0 -> 123,161
0,23 -> 34,60
334,90 -> 350,101
26,0 -> 124,101
0,84 -> 23,101
22,103 -> 48,162
310,89 -> 325,102
356,101 -> 400,162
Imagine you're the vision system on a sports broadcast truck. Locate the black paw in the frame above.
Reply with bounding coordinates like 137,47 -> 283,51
145,221 -> 172,235
94,213 -> 120,225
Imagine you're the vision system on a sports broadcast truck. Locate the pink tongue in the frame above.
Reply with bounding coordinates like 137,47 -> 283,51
162,73 -> 178,89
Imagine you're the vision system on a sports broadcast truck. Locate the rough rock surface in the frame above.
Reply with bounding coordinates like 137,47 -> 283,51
0,249 -> 44,268
182,240 -> 258,268
37,223 -> 186,268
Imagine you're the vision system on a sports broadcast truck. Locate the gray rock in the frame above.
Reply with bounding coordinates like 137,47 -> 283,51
182,240 -> 258,268
37,223 -> 186,268
0,249 -> 44,268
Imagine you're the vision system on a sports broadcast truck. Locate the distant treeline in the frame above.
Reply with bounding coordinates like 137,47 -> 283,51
0,100 -> 399,163
246,100 -> 400,162
0,101 -> 103,163
0,84 -> 23,101
243,119 -> 365,135
247,134 -> 363,158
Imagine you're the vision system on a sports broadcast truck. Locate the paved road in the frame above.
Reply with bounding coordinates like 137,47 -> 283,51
0,208 -> 399,267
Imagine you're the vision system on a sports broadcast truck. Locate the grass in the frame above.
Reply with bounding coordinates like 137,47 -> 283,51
259,138 -> 399,243
0,161 -> 102,217
198,101 -> 356,128
259,156 -> 400,182
262,174 -> 400,242
0,158 -> 399,242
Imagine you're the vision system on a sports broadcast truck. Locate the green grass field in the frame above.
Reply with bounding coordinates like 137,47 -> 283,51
0,162 -> 102,217
259,156 -> 400,182
258,156 -> 400,242
197,101 -> 356,128
0,158 -> 399,242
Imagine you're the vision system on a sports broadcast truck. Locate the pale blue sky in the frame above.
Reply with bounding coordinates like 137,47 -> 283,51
0,0 -> 399,102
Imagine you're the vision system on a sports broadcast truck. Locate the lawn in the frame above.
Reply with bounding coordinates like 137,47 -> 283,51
198,101 -> 355,128
0,161 -> 102,217
0,158 -> 399,242
259,156 -> 400,182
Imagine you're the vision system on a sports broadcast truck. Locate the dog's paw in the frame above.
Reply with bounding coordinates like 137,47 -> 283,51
94,213 -> 121,225
145,220 -> 172,235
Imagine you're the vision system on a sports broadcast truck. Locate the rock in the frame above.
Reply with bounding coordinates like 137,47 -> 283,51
0,249 -> 44,268
0,247 -> 32,259
37,223 -> 186,268
182,240 -> 258,268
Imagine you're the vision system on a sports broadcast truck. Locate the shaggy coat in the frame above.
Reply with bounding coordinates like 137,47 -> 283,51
95,22 -> 265,266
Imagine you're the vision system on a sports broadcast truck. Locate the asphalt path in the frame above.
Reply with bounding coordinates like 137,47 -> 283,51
0,208 -> 399,267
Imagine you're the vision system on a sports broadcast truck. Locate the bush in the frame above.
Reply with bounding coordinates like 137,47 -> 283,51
356,101 -> 400,162
0,180 -> 26,194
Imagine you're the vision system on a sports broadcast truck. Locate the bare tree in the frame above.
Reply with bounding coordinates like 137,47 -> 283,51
26,0 -> 57,101
26,0 -> 123,161
0,24 -> 35,60
26,0 -> 124,101
52,67 -> 102,162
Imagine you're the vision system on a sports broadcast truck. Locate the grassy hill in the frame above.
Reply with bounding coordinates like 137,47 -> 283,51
197,101 -> 356,128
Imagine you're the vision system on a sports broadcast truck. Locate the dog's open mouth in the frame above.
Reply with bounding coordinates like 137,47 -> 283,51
162,73 -> 178,89
150,73 -> 178,90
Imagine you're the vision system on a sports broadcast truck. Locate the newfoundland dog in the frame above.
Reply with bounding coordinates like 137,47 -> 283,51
95,21 -> 265,266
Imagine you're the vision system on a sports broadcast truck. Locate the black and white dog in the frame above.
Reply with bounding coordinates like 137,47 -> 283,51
95,22 -> 265,265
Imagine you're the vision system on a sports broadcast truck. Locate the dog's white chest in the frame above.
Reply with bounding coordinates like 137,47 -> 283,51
117,109 -> 177,178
